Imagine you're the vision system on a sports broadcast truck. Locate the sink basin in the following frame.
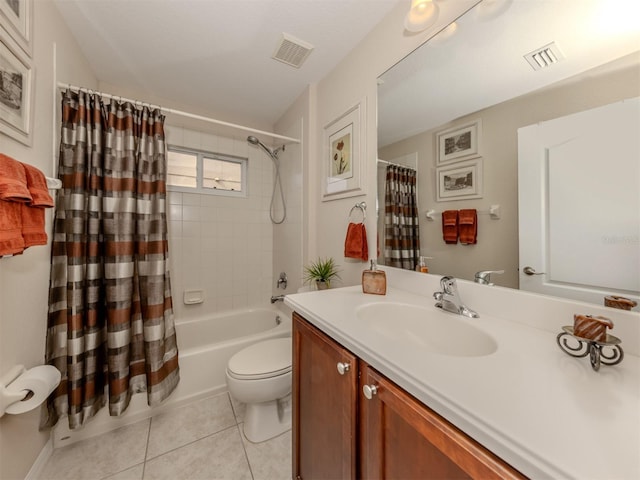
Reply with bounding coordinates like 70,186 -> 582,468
355,303 -> 497,357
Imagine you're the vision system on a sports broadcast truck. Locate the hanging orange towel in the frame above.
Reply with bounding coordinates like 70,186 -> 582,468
0,153 -> 32,202
344,222 -> 369,262
0,154 -> 31,256
442,210 -> 458,244
22,162 -> 54,207
20,162 -> 54,248
459,209 -> 477,245
21,162 -> 54,248
0,201 -> 25,256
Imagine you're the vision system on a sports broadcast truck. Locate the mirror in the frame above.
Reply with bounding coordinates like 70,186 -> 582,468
376,0 -> 640,306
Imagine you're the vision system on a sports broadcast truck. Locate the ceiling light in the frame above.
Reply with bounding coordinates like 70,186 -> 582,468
404,0 -> 440,33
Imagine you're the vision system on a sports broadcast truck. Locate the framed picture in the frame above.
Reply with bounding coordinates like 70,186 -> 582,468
436,119 -> 481,164
0,27 -> 33,146
436,158 -> 483,201
322,100 -> 365,201
0,0 -> 32,56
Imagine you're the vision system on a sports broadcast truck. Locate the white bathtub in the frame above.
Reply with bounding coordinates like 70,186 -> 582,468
52,305 -> 292,447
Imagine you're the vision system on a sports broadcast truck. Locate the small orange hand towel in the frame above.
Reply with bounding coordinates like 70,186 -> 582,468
0,153 -> 32,202
458,209 -> 477,245
442,210 -> 458,244
344,222 -> 369,262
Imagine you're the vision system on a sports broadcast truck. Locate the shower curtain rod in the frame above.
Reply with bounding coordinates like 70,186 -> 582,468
377,158 -> 416,170
56,82 -> 300,145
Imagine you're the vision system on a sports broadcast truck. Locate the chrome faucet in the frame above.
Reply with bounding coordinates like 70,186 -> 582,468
433,276 -> 479,318
474,269 -> 504,285
270,294 -> 285,304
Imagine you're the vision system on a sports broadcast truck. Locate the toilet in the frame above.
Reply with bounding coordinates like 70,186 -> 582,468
225,337 -> 292,443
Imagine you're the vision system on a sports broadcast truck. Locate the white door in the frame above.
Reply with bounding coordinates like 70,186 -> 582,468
518,98 -> 640,305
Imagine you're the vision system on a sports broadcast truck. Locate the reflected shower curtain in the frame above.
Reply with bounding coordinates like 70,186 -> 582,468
384,165 -> 420,270
42,90 -> 179,430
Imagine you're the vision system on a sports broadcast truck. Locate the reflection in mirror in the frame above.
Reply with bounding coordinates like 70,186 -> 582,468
376,0 -> 640,307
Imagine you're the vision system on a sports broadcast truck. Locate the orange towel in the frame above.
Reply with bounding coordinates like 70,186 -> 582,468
459,209 -> 477,245
21,205 -> 48,248
0,201 -> 25,256
20,162 -> 54,248
0,153 -> 32,202
442,210 -> 458,244
22,162 -> 54,207
0,156 -> 54,254
344,222 -> 369,262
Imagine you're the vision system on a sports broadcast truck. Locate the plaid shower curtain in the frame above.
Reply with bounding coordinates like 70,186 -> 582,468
42,90 -> 179,430
383,165 -> 420,271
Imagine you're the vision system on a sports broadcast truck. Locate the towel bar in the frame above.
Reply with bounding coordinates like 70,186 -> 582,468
425,204 -> 500,221
46,177 -> 62,190
349,201 -> 366,222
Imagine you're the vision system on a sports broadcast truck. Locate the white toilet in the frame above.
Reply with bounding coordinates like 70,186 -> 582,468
225,337 -> 292,443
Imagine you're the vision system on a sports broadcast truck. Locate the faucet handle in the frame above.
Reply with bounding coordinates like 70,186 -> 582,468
474,270 -> 504,285
440,275 -> 456,293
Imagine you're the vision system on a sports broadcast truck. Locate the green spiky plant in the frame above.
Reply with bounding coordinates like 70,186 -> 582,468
303,257 -> 341,289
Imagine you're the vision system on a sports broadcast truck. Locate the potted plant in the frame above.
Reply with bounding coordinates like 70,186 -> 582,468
303,257 -> 341,290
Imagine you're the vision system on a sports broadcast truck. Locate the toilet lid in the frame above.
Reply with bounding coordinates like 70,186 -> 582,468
227,337 -> 292,380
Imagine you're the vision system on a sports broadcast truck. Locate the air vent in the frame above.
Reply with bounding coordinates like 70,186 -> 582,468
524,42 -> 565,71
272,33 -> 314,69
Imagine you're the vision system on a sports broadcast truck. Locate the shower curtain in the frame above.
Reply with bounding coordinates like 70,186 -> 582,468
42,90 -> 179,430
383,165 -> 420,271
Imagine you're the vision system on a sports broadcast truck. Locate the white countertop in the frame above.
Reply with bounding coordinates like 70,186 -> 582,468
285,279 -> 640,480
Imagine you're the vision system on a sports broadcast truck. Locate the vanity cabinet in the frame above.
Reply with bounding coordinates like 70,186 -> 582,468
293,312 -> 525,480
293,312 -> 358,479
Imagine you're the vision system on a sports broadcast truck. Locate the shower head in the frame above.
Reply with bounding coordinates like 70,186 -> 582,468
246,135 -> 284,160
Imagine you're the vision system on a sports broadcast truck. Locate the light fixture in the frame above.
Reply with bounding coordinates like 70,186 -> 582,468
404,0 -> 440,33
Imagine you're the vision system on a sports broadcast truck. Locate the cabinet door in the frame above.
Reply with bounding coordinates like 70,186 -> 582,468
293,313 -> 358,480
360,364 -> 525,480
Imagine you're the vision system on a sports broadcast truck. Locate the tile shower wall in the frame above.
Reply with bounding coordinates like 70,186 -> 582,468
164,126 -> 274,322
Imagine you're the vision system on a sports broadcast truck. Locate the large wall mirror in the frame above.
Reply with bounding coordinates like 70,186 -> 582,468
377,0 -> 640,307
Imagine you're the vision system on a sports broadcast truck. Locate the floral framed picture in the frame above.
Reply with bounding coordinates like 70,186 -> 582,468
0,27 -> 33,146
0,0 -> 32,56
322,100 -> 365,201
436,119 -> 481,164
436,158 -> 483,201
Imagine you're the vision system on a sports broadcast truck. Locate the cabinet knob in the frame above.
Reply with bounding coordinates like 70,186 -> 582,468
363,384 -> 378,400
336,362 -> 351,375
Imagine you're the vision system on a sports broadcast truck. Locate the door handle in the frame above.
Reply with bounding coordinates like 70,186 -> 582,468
523,266 -> 545,276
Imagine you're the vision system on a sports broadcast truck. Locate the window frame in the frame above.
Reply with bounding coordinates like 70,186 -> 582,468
166,144 -> 248,197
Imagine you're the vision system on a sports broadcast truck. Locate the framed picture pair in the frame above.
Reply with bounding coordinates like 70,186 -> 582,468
435,119 -> 482,201
0,0 -> 33,146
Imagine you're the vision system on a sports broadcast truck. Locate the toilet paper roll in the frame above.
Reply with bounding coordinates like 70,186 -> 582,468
4,365 -> 61,415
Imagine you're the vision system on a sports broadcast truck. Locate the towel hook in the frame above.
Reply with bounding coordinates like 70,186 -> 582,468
349,201 -> 366,222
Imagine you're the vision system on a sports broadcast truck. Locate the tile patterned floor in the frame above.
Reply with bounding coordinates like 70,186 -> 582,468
37,393 -> 292,480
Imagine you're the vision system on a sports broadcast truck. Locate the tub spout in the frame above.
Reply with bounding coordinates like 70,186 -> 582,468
270,294 -> 285,304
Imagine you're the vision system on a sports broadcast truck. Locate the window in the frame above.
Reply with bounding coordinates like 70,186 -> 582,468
167,146 -> 247,197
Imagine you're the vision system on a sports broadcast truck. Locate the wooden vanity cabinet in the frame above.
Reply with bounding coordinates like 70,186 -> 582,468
293,312 -> 526,480
293,312 -> 359,479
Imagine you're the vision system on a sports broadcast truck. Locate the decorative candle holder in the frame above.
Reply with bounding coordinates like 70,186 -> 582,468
556,326 -> 624,371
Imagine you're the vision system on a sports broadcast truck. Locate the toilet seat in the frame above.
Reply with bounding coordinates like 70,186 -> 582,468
227,337 -> 292,380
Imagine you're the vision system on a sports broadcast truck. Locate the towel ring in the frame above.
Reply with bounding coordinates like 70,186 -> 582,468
349,201 -> 366,222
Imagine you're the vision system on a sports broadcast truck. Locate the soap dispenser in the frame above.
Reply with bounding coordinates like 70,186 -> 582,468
362,260 -> 386,295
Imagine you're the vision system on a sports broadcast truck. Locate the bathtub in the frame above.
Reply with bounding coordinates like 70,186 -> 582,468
52,305 -> 292,447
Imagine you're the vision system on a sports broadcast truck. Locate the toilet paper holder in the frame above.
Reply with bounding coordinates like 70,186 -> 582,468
1,365 -> 30,417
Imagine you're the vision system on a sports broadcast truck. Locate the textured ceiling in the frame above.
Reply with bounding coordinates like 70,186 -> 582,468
53,0 -> 403,129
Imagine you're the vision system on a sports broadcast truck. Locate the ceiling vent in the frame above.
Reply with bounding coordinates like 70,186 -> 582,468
524,42 -> 565,71
272,33 -> 314,69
